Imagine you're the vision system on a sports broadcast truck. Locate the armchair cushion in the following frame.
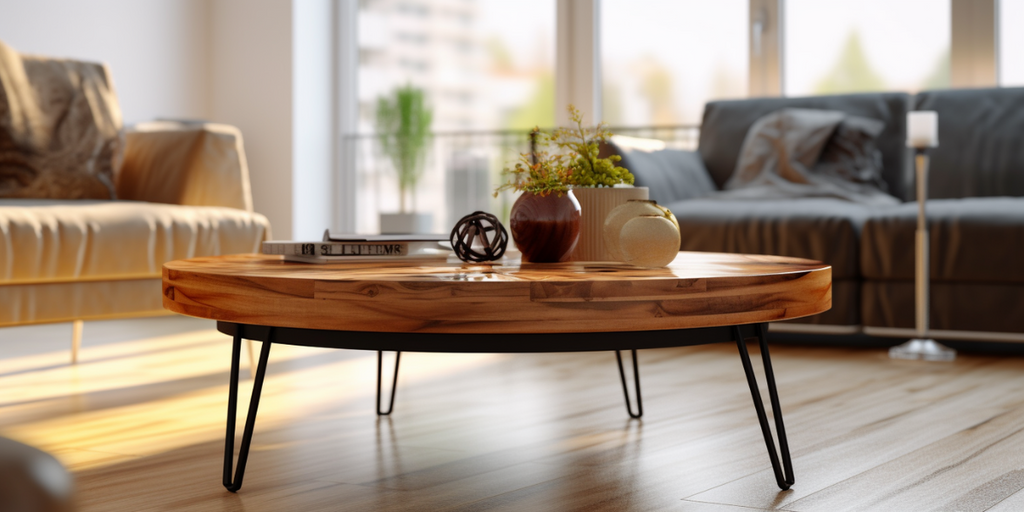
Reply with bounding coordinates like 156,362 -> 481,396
0,199 -> 270,284
117,121 -> 254,211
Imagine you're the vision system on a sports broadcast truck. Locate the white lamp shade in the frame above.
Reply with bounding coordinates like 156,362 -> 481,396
907,111 -> 939,148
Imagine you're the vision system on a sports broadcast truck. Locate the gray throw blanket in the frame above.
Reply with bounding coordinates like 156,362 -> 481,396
717,108 -> 899,206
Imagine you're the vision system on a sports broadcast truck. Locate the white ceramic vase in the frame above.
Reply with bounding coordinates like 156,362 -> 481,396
620,214 -> 681,268
603,200 -> 678,262
569,186 -> 649,262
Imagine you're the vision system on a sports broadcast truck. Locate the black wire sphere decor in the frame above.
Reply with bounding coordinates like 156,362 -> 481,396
449,211 -> 509,263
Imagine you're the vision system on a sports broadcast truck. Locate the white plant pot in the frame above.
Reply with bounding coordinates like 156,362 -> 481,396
380,212 -> 433,234
569,186 -> 649,262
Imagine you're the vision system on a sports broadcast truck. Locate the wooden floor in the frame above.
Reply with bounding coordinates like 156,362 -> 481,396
3,318 -> 1024,511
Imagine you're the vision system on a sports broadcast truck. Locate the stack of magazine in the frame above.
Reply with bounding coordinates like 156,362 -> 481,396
262,230 -> 452,263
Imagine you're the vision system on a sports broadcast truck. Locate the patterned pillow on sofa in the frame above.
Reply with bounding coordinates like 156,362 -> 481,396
0,39 -> 123,200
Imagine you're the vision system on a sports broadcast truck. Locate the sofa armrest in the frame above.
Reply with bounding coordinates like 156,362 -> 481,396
116,121 -> 254,211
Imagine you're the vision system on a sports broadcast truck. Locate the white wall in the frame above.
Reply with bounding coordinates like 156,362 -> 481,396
292,0 -> 337,240
0,0 -> 211,124
1,0 -> 337,241
209,0 -> 294,240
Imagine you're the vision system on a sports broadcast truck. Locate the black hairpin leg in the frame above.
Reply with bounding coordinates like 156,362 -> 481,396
616,349 -> 643,419
224,330 -> 272,493
734,323 -> 794,490
377,351 -> 401,415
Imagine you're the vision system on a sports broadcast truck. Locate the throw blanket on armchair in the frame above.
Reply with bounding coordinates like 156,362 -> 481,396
718,108 -> 898,206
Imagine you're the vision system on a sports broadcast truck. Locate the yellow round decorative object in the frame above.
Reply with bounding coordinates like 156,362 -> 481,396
603,200 -> 679,262
620,215 -> 681,268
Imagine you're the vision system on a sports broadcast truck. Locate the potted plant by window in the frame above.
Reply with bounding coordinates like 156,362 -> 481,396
495,106 -> 644,262
375,85 -> 433,234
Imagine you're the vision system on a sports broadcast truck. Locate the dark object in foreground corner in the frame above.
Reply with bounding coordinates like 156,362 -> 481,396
0,437 -> 74,511
450,211 -> 508,262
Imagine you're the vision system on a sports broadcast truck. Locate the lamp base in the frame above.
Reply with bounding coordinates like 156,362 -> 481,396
888,338 -> 956,362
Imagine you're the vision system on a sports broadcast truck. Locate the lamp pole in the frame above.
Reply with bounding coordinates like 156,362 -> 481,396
889,111 -> 956,361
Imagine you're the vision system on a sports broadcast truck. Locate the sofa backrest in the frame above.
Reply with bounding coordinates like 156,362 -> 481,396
699,92 -> 914,201
914,87 -> 1024,199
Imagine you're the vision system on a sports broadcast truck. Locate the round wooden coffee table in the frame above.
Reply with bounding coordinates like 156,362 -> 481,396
163,252 -> 831,492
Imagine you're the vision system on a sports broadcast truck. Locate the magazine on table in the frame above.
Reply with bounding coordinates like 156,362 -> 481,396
261,230 -> 452,263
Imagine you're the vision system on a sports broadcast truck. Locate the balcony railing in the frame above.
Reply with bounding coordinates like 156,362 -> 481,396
343,125 -> 700,234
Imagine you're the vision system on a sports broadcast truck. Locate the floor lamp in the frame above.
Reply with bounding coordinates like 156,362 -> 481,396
889,110 -> 956,361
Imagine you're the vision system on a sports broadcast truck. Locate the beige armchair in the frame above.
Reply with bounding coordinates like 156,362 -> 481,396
0,121 -> 271,361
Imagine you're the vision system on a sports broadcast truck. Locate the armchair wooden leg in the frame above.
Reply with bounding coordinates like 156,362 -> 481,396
71,320 -> 83,364
246,339 -> 256,378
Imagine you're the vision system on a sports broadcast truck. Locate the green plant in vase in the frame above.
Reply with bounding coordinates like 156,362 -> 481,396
375,84 -> 433,233
555,105 -> 634,188
493,139 -> 580,262
494,105 -> 633,196
495,105 -> 638,262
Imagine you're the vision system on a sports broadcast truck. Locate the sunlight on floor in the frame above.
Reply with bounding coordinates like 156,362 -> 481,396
0,317 -> 500,471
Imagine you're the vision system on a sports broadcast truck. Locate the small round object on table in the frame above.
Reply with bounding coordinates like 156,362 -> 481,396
450,211 -> 509,262
620,214 -> 681,268
603,200 -> 678,262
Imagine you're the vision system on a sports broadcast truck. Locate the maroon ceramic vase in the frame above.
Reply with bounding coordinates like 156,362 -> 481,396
509,190 -> 582,263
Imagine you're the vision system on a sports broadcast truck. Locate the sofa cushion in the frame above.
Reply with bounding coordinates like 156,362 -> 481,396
664,198 -> 874,281
664,197 -> 872,326
861,197 -> 1024,283
0,200 -> 270,284
699,92 -> 913,200
914,87 -> 1024,199
608,139 -> 717,205
863,281 -> 1024,333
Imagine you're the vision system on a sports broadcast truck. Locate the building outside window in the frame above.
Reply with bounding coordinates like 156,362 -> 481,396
600,0 -> 748,128
355,0 -> 555,233
1001,0 -> 1024,86
785,0 -> 951,96
345,0 -> 1020,233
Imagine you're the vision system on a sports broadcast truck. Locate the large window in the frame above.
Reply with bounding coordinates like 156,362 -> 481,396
341,0 -> 1022,233
1001,0 -> 1024,86
601,0 -> 748,126
785,0 -> 950,96
355,0 -> 555,233
358,0 -> 555,132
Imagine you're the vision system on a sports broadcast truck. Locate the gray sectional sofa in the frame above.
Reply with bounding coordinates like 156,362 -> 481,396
612,87 -> 1024,342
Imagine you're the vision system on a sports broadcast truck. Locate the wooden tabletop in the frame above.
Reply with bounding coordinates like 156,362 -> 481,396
162,253 -> 831,334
